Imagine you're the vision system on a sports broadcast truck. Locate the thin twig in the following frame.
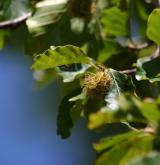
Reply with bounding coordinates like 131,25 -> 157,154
119,69 -> 136,74
120,44 -> 160,75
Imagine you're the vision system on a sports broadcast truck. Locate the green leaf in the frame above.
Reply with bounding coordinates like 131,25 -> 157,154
0,0 -> 31,21
116,94 -> 160,125
32,45 -> 91,70
101,6 -> 129,37
136,100 -> 160,126
136,55 -> 160,82
120,136 -> 153,165
88,110 -> 114,130
89,93 -> 160,129
57,63 -> 91,83
26,0 -> 66,35
57,91 -> 75,139
147,9 -> 160,44
93,131 -> 140,152
70,100 -> 83,124
88,93 -> 148,130
138,45 -> 156,58
128,152 -> 160,165
96,143 -> 128,165
105,69 -> 135,109
0,30 -> 9,49
57,88 -> 83,139
97,40 -> 123,63
95,131 -> 153,165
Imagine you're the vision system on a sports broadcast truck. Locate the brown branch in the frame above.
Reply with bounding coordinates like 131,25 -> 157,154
0,12 -> 32,29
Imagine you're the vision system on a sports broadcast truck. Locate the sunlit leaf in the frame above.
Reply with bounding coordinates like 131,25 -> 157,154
32,45 -> 91,70
147,9 -> 160,44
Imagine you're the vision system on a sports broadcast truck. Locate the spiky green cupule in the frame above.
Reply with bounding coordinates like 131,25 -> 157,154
82,69 -> 111,98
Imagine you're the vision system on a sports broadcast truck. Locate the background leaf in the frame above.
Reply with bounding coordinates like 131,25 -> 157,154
96,131 -> 153,165
93,131 -> 140,152
101,6 -> 129,37
136,99 -> 160,126
147,9 -> 160,44
97,40 -> 123,63
26,0 -> 67,35
88,93 -> 146,130
136,55 -> 160,82
0,0 -> 31,21
128,152 -> 160,165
